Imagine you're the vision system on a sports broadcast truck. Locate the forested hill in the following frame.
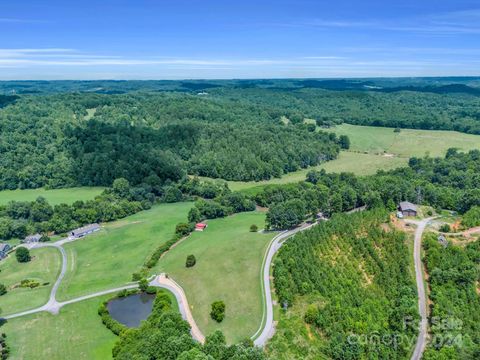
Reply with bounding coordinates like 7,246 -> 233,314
0,93 -> 341,190
267,209 -> 418,359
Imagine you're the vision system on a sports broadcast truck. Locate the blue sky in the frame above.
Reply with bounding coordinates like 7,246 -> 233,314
1,0 -> 479,79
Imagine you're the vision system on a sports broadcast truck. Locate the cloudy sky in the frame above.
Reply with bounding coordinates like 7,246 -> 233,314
1,0 -> 479,79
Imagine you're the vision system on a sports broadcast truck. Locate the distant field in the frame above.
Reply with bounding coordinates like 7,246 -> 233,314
156,211 -> 276,343
0,247 -> 61,316
0,187 -> 105,206
57,202 -> 191,301
328,124 -> 480,157
3,295 -> 117,360
202,124 -> 480,194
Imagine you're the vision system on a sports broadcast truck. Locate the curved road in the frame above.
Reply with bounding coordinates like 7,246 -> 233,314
407,218 -> 433,360
253,222 -> 317,346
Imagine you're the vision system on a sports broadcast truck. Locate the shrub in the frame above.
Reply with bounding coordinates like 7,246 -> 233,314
146,286 -> 158,294
15,247 -> 31,263
250,224 -> 258,232
186,254 -> 196,268
0,283 -> 6,296
175,222 -> 194,237
210,301 -> 226,322
439,224 -> 451,233
139,278 -> 149,292
98,301 -> 127,336
394,127 -> 401,133
39,234 -> 50,242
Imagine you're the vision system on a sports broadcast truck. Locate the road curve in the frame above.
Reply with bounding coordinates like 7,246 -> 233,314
408,218 -> 433,360
150,274 -> 205,343
253,222 -> 316,347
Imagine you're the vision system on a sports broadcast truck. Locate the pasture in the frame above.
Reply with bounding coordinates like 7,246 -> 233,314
0,247 -> 61,316
57,202 -> 191,301
328,124 -> 480,157
155,211 -> 276,343
3,295 -> 117,360
206,124 -> 480,194
0,187 -> 105,206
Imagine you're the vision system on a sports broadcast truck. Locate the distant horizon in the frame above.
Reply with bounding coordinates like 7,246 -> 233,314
1,75 -> 480,82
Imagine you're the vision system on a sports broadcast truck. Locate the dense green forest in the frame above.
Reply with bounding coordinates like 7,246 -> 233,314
0,92 -> 340,189
423,236 -> 480,360
267,209 -> 418,359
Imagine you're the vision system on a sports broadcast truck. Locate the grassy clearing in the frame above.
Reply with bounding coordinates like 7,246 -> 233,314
57,202 -> 192,301
328,124 -> 480,157
3,295 -> 117,360
155,211 -> 276,343
0,247 -> 61,316
0,187 -> 105,206
201,124 -> 480,194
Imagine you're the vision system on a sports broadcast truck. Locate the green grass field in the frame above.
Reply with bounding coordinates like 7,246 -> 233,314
0,187 -> 105,206
0,247 -> 61,316
57,202 -> 192,301
3,295 -> 117,360
328,124 -> 480,157
155,211 -> 276,343
202,124 -> 480,194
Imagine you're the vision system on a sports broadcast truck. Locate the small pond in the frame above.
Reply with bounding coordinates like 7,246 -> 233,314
107,293 -> 156,327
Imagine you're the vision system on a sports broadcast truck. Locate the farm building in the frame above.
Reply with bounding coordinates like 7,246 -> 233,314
195,223 -> 207,231
398,201 -> 418,217
69,223 -> 100,239
0,243 -> 11,259
23,233 -> 42,243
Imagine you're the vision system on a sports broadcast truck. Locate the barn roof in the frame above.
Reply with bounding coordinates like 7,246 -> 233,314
399,201 -> 418,212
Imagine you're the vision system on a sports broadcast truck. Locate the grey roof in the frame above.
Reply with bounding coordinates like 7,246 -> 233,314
24,234 -> 42,242
399,201 -> 418,212
71,223 -> 100,235
0,243 -> 10,252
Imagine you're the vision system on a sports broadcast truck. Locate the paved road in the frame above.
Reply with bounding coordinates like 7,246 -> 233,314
151,274 -> 205,343
253,222 -> 317,346
407,218 -> 433,360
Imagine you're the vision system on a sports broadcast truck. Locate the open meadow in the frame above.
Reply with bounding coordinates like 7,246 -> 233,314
328,124 -> 480,157
0,187 -> 105,206
206,124 -> 480,194
2,295 -> 117,360
155,211 -> 276,343
57,202 -> 192,300
0,247 -> 61,316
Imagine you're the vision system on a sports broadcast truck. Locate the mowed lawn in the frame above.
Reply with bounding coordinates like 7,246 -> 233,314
328,124 -> 480,157
3,295 -> 117,360
155,211 -> 276,343
0,247 -> 61,316
0,187 -> 105,206
57,202 -> 192,301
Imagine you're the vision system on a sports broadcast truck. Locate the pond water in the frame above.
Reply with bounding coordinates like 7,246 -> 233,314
107,293 -> 156,327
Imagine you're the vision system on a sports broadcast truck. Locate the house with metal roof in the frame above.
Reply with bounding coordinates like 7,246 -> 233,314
398,201 -> 418,217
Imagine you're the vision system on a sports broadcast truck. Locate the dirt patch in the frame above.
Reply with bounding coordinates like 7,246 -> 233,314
476,281 -> 480,296
358,261 -> 373,287
383,153 -> 395,157
256,205 -> 268,212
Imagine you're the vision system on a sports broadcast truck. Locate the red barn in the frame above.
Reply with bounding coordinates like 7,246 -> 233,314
195,223 -> 207,231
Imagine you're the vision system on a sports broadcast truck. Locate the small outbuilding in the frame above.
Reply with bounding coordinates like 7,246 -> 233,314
398,201 -> 418,217
0,243 -> 11,259
69,223 -> 100,239
23,233 -> 42,243
195,223 -> 207,232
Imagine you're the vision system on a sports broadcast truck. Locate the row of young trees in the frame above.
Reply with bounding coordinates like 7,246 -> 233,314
423,236 -> 480,359
268,209 -> 418,359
